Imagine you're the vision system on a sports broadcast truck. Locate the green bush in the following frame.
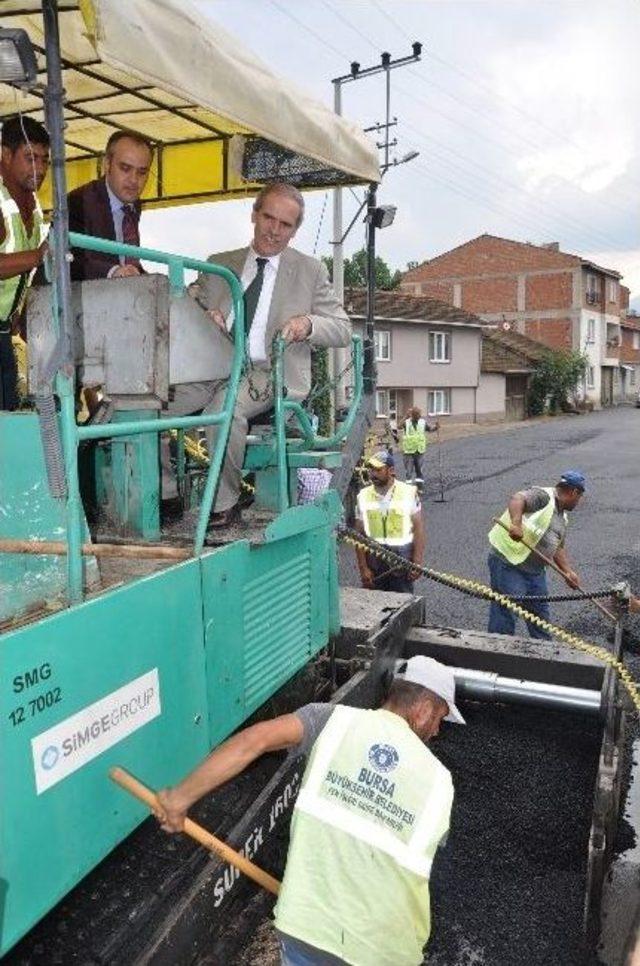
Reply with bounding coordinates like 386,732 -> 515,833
527,350 -> 588,416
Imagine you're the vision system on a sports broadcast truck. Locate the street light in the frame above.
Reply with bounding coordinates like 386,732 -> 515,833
371,205 -> 396,229
381,149 -> 421,175
0,29 -> 38,88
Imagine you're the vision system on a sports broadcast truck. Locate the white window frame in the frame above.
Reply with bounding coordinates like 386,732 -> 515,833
607,279 -> 618,303
429,330 -> 451,364
586,318 -> 596,344
374,329 -> 391,362
375,388 -> 398,418
375,389 -> 388,417
633,332 -> 640,350
586,273 -> 602,295
427,388 -> 451,416
586,366 -> 595,389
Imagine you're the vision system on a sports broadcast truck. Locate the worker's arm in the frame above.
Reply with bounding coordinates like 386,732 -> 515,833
506,493 -> 527,541
630,595 -> 640,614
410,509 -> 426,577
553,547 -> 579,588
354,518 -> 374,589
155,714 -> 304,832
0,244 -> 46,280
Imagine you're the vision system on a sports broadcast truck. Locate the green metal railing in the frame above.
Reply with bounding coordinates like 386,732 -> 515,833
58,232 -> 246,601
271,334 -> 363,512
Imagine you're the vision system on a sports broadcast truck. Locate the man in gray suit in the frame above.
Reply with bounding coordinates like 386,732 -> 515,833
171,182 -> 350,526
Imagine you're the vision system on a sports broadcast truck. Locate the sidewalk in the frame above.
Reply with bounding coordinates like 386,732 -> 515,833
434,413 -> 559,444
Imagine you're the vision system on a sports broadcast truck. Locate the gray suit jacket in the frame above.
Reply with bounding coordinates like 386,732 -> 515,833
196,246 -> 351,400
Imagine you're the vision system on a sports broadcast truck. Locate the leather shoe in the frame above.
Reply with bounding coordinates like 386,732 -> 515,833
208,504 -> 241,529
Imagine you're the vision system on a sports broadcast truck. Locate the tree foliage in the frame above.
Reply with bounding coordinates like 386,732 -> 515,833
309,347 -> 331,435
322,248 -> 402,290
527,350 -> 588,416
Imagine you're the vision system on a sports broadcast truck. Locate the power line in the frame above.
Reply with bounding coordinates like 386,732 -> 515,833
402,121 -> 626,252
323,0 -> 628,247
268,0 -> 633,255
409,161 -> 589,252
269,0 -> 350,62
325,0 -> 633,225
371,0 -> 640,204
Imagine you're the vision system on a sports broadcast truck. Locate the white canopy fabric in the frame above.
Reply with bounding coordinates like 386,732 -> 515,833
1,0 -> 379,208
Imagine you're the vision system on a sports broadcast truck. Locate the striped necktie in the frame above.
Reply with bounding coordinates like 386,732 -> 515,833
121,205 -> 141,268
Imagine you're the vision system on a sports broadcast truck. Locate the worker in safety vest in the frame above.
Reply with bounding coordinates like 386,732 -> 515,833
355,449 -> 425,594
155,655 -> 464,966
0,115 -> 50,410
401,406 -> 438,487
487,471 -> 585,639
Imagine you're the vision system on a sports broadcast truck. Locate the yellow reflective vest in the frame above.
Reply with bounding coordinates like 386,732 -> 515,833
0,179 -> 46,328
402,418 -> 427,454
488,487 -> 566,565
274,705 -> 454,966
357,480 -> 417,547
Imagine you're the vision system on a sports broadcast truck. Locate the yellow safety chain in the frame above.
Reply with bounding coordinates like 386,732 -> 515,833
169,430 -> 255,494
340,529 -> 640,713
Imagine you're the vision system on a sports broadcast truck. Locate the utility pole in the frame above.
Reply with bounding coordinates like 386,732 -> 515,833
331,43 -> 422,408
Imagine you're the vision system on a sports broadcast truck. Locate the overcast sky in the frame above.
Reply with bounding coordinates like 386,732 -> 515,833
142,0 -> 640,305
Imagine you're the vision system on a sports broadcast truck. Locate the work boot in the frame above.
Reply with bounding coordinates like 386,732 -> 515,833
208,504 -> 242,530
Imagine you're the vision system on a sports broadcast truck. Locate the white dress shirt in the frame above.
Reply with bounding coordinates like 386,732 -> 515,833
227,248 -> 281,362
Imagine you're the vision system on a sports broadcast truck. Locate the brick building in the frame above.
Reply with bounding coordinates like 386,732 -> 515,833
620,314 -> 640,402
480,327 -> 547,420
400,234 -> 626,408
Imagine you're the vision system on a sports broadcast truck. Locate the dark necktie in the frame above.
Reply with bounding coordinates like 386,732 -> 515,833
121,205 -> 141,267
243,257 -> 268,334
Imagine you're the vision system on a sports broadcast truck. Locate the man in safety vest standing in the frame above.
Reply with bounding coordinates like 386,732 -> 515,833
401,406 -> 438,487
0,116 -> 49,410
155,654 -> 464,966
355,450 -> 425,594
487,471 -> 585,639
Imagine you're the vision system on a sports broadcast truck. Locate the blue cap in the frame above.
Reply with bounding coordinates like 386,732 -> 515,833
558,470 -> 586,491
367,449 -> 395,469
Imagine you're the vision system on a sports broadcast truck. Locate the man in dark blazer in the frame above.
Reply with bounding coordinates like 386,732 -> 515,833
68,131 -> 153,280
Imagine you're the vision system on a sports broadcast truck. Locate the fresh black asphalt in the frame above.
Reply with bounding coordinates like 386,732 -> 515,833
342,407 -> 640,966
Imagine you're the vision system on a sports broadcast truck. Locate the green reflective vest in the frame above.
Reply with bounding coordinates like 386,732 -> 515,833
0,179 -> 45,328
402,418 -> 427,454
357,480 -> 416,547
274,705 -> 454,966
488,486 -> 565,565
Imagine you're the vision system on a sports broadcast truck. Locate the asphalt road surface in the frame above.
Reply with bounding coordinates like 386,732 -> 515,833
340,407 -> 640,641
340,406 -> 640,966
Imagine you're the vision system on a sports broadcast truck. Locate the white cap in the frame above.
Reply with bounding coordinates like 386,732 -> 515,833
396,656 -> 466,725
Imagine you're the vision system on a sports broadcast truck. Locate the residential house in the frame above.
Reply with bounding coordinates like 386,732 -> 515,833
400,234 -> 626,409
480,326 -> 547,420
620,314 -> 640,402
345,289 -> 537,425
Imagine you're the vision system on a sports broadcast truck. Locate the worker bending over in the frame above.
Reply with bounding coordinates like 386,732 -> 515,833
487,471 -> 585,639
355,450 -> 425,594
155,655 -> 464,966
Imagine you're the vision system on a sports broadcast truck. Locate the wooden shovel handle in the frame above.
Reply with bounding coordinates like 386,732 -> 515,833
0,539 -> 191,561
109,767 -> 280,895
491,517 -> 616,622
